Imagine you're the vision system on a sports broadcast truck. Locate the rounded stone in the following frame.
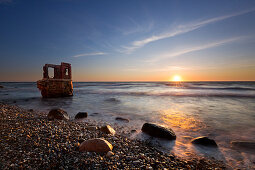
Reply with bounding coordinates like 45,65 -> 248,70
79,138 -> 113,153
47,108 -> 69,121
75,112 -> 88,119
191,136 -> 217,147
100,125 -> 116,135
141,123 -> 176,140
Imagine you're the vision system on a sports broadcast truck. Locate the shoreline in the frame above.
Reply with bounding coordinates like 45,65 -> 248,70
0,103 -> 226,169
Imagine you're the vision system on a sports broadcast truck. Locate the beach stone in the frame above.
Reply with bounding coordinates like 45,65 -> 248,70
191,136 -> 217,147
78,139 -> 85,144
115,117 -> 129,123
79,138 -> 113,153
106,151 -> 114,157
231,141 -> 255,151
87,126 -> 98,131
75,112 -> 88,119
90,112 -> 99,116
100,125 -> 116,135
47,108 -> 69,121
141,123 -> 176,140
105,98 -> 120,102
131,129 -> 137,133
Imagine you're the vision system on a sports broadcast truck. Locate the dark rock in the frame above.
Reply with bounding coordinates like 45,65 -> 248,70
0,85 -> 3,88
191,136 -> 217,147
47,108 -> 69,121
75,112 -> 88,119
78,139 -> 85,143
115,117 -> 129,123
131,129 -> 137,133
141,123 -> 176,140
78,139 -> 85,144
100,125 -> 116,135
13,100 -> 16,103
90,112 -> 99,116
105,98 -> 120,102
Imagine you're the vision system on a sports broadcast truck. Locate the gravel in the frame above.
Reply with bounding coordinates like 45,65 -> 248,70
0,103 -> 226,169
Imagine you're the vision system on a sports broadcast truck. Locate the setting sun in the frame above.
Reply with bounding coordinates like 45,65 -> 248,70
172,75 -> 182,82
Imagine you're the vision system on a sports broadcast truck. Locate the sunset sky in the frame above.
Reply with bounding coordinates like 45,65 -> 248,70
1,0 -> 255,81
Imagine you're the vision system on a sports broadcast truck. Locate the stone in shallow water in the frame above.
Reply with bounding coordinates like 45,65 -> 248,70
0,85 -> 3,88
90,112 -> 99,116
231,141 -> 255,152
131,129 -> 137,133
191,136 -> 217,147
141,123 -> 176,140
100,125 -> 116,135
79,138 -> 113,153
115,117 -> 129,123
105,98 -> 120,102
47,108 -> 69,121
75,112 -> 88,119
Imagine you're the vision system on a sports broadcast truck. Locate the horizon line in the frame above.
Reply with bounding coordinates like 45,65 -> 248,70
1,80 -> 255,83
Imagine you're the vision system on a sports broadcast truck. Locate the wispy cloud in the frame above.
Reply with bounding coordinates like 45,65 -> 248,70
122,8 -> 255,54
72,52 -> 106,58
123,66 -> 187,72
147,36 -> 246,62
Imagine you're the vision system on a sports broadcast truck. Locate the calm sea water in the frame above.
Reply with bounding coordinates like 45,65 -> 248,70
0,81 -> 255,168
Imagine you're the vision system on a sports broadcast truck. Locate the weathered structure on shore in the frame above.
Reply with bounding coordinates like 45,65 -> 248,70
37,62 -> 73,98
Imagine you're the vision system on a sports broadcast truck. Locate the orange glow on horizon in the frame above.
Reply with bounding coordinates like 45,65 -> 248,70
172,75 -> 182,82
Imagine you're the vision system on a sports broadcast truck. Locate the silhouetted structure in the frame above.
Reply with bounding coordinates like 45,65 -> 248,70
37,62 -> 73,98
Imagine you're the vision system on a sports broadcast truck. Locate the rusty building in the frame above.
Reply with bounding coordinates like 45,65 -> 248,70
37,62 -> 73,98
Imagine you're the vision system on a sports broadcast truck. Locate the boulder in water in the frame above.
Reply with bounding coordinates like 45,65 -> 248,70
47,108 -> 69,121
0,85 -> 3,88
79,138 -> 113,153
75,112 -> 88,119
141,123 -> 176,140
100,125 -> 116,135
191,136 -> 217,147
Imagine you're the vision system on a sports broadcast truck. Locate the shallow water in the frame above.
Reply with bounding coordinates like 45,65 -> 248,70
0,81 -> 255,168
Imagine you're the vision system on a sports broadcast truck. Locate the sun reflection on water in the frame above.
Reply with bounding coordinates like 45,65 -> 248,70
160,109 -> 206,132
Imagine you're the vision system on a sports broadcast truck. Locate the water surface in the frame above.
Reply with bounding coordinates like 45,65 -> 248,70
0,81 -> 255,168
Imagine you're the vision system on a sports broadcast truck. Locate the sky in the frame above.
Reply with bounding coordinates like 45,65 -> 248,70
1,0 -> 255,82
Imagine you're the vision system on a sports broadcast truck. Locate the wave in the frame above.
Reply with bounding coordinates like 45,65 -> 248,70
77,89 -> 255,98
74,82 -> 255,91
182,86 -> 255,91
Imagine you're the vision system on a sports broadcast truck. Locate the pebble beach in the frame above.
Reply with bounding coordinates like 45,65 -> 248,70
0,103 -> 226,169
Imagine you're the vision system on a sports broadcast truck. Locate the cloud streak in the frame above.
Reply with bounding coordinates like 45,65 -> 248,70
123,8 -> 255,53
147,36 -> 246,62
72,52 -> 106,58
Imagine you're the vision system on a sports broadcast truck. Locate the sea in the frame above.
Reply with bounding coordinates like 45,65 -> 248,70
0,81 -> 255,169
